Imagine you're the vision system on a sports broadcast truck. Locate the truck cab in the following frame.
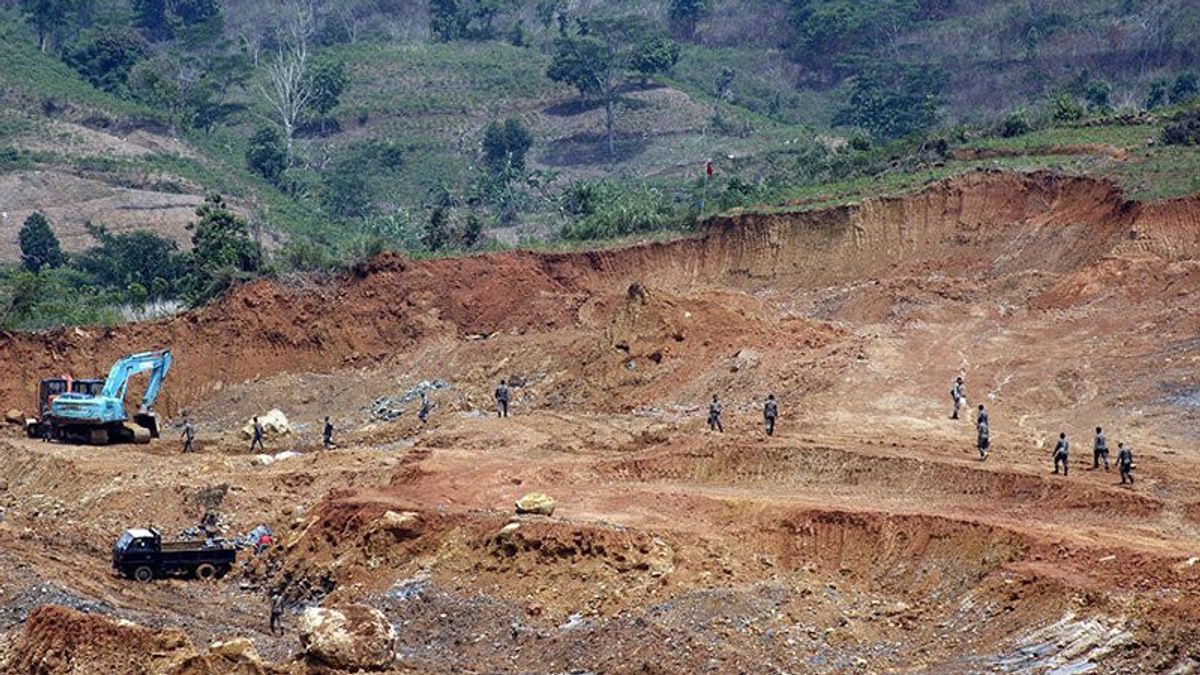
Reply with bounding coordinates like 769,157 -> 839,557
112,528 -> 236,582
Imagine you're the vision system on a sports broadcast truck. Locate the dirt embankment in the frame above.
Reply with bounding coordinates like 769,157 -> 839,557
0,170 -> 1195,419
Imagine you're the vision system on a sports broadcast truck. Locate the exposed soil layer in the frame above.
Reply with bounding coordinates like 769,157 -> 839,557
2,170 -> 1200,673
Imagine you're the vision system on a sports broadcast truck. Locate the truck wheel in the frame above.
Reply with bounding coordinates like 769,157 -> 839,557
134,566 -> 154,582
195,563 -> 216,581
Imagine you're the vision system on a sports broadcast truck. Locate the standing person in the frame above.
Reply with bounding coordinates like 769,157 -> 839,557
1052,432 -> 1070,476
950,377 -> 964,420
494,379 -> 510,418
269,594 -> 284,635
707,395 -> 724,433
322,416 -> 335,449
977,421 -> 990,460
418,392 -> 432,424
249,416 -> 265,453
180,418 -> 195,454
1117,442 -> 1135,485
1092,426 -> 1109,471
763,394 -> 779,436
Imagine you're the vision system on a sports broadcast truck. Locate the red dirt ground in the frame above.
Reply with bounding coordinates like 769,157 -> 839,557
1,170 -> 1199,673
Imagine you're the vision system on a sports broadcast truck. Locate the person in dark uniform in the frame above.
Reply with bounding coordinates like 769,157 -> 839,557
269,594 -> 284,635
977,421 -> 990,460
250,416 -> 266,452
494,380 -> 510,418
181,419 -> 195,453
322,416 -> 335,449
763,394 -> 779,436
1052,432 -> 1070,476
1092,426 -> 1109,471
418,392 -> 432,424
1117,442 -> 1135,485
707,395 -> 724,433
950,377 -> 964,420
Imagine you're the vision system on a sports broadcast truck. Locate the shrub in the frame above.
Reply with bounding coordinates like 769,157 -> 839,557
999,111 -> 1032,138
1162,110 -> 1200,147
1052,94 -> 1084,123
561,181 -> 679,240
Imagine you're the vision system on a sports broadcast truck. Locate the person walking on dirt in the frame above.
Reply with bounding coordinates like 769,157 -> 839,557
269,594 -> 284,635
495,380 -> 511,418
1117,442 -> 1135,485
322,416 -> 335,449
1092,426 -> 1109,471
181,418 -> 195,453
763,394 -> 779,436
950,377 -> 964,420
249,416 -> 265,453
977,421 -> 990,460
418,392 -> 432,424
1052,432 -> 1070,476
707,394 -> 724,433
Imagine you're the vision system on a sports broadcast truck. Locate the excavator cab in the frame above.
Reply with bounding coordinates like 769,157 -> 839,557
37,378 -> 70,416
72,379 -> 105,397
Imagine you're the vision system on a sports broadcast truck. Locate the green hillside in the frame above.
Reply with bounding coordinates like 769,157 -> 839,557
1,0 -> 1200,329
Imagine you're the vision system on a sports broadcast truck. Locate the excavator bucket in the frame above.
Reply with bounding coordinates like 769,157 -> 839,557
132,412 -> 161,439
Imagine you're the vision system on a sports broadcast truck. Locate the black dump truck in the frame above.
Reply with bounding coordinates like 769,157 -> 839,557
112,528 -> 237,582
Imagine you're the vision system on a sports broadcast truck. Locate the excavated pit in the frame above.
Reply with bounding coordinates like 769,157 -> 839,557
2,171 -> 1200,673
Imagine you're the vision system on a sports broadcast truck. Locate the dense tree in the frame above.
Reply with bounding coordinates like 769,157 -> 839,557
667,0 -> 712,39
306,57 -> 348,130
245,126 -> 288,184
461,212 -> 484,248
19,212 -> 67,273
188,194 -> 261,275
834,63 -> 944,140
132,0 -> 172,41
64,28 -> 148,95
1146,80 -> 1169,109
534,0 -> 565,30
1171,72 -> 1199,104
423,205 -> 453,251
20,0 -> 85,52
133,0 -> 222,42
429,0 -> 515,42
482,117 -> 533,176
72,224 -> 185,300
320,140 -> 405,220
631,36 -> 680,82
787,0 -> 922,79
548,16 -> 677,156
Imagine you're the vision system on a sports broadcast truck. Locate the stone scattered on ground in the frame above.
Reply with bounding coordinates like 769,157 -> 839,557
515,493 -> 556,516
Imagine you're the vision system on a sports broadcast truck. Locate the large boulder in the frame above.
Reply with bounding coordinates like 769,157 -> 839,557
5,409 -> 25,425
297,604 -> 396,671
515,492 -> 556,516
241,409 -> 292,440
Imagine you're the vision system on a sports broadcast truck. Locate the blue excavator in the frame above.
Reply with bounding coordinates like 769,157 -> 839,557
27,349 -> 173,445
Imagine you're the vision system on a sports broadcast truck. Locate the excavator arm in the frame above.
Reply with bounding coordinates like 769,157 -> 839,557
100,350 -> 173,412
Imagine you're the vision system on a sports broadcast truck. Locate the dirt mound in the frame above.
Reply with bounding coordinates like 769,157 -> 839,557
2,606 -> 303,675
4,605 -> 194,673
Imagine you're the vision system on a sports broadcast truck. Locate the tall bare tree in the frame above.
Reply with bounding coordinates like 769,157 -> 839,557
259,0 -> 315,163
